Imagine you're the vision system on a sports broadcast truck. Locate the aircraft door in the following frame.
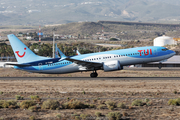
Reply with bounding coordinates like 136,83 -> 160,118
38,63 -> 43,70
153,48 -> 158,56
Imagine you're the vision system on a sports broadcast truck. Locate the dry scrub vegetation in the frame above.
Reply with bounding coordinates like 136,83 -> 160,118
1,95 -> 180,120
0,68 -> 180,119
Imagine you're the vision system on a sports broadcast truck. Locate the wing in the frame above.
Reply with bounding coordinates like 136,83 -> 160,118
65,57 -> 103,70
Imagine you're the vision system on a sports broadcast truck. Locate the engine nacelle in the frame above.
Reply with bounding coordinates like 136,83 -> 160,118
103,60 -> 122,72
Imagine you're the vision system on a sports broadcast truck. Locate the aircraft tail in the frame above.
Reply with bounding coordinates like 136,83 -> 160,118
54,43 -> 67,59
8,34 -> 49,64
57,47 -> 67,59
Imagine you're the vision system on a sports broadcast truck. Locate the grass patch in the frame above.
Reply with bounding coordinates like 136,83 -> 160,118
71,114 -> 79,119
28,106 -> 38,112
56,114 -> 61,119
30,95 -> 41,101
105,101 -> 116,107
15,95 -> 23,100
105,101 -> 116,110
20,100 -> 36,109
117,102 -> 126,109
97,104 -> 106,109
63,99 -> 88,109
41,99 -> 60,110
106,112 -> 122,120
82,91 -> 86,94
144,98 -> 150,103
80,114 -> 90,119
89,104 -> 96,108
168,98 -> 180,106
29,116 -> 35,120
131,99 -> 144,106
75,116 -> 80,120
95,112 -> 102,117
0,100 -> 17,109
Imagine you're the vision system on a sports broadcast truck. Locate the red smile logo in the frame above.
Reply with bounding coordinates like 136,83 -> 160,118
15,48 -> 26,58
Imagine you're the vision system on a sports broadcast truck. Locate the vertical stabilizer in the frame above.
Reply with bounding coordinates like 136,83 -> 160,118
8,34 -> 49,64
57,48 -> 66,59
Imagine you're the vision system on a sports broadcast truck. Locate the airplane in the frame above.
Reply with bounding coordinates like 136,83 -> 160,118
6,34 -> 175,78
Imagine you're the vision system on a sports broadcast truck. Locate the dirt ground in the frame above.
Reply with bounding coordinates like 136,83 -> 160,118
0,68 -> 180,120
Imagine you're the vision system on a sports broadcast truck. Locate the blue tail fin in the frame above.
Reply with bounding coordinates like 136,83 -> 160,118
8,34 -> 49,64
57,48 -> 67,59
54,43 -> 66,59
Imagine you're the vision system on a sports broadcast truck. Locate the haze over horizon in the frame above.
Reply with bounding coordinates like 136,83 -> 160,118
0,0 -> 180,26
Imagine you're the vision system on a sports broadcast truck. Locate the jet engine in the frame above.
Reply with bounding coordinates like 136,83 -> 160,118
103,60 -> 122,72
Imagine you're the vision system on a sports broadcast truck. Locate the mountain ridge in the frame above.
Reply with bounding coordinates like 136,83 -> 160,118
0,0 -> 180,25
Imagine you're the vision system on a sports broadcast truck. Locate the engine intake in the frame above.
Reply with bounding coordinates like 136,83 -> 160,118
103,60 -> 122,72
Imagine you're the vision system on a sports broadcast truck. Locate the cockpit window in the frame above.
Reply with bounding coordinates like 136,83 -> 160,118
162,48 -> 168,51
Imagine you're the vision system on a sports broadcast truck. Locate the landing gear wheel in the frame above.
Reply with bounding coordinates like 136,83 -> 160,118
90,72 -> 98,78
158,63 -> 162,69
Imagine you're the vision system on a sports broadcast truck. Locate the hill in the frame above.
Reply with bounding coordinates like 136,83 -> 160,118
41,21 -> 180,42
0,0 -> 180,25
43,22 -> 104,36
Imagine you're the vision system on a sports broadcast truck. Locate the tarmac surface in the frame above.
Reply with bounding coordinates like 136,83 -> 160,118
0,77 -> 180,80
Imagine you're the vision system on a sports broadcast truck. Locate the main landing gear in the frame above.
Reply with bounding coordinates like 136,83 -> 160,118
90,70 -> 98,78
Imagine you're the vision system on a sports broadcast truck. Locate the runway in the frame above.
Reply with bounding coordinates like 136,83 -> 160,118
0,77 -> 180,80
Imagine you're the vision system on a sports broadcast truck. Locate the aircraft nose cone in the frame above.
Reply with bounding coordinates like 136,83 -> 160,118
169,50 -> 176,56
172,50 -> 176,55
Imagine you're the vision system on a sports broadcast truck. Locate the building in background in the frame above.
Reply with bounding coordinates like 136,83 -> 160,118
154,36 -> 177,46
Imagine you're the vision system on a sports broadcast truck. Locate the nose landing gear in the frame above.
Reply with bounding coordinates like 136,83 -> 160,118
90,70 -> 98,78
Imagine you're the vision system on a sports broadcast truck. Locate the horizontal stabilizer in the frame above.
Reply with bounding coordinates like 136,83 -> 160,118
5,63 -> 32,67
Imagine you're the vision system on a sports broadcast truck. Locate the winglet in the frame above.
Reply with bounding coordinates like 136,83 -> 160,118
76,50 -> 81,55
